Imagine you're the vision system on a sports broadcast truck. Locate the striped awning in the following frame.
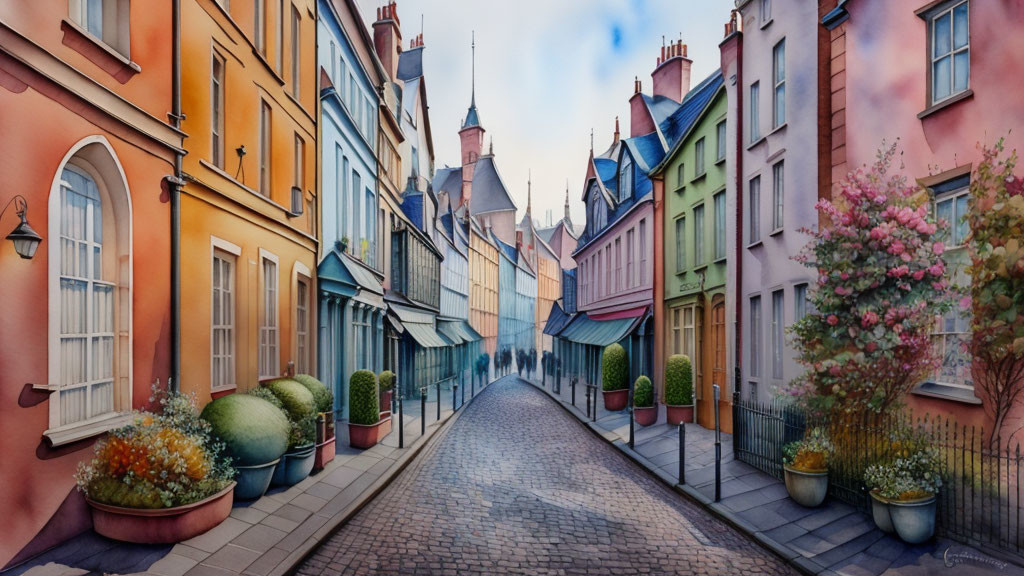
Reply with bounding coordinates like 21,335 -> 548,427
558,309 -> 646,346
390,303 -> 447,348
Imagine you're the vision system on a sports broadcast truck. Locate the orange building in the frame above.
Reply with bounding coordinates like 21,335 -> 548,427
0,2 -> 180,567
177,0 -> 318,404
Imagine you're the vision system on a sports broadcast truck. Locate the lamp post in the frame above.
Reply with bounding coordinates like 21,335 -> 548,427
2,196 -> 42,259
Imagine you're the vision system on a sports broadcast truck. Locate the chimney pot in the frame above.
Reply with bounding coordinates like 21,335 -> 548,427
682,43 -> 687,57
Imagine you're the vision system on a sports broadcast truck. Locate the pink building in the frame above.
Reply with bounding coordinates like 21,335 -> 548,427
823,0 -> 1024,431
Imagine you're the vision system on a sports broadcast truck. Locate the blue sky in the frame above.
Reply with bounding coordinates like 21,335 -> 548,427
357,0 -> 735,227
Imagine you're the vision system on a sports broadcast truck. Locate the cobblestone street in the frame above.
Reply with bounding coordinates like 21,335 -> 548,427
298,377 -> 796,575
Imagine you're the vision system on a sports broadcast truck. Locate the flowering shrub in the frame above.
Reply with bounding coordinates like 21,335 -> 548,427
864,426 -> 942,500
783,427 -> 834,472
966,141 -> 1024,445
75,389 -> 234,509
788,143 -> 953,417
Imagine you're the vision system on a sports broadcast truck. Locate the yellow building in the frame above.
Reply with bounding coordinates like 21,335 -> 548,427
178,0 -> 318,404
534,240 -> 561,358
469,218 -> 499,372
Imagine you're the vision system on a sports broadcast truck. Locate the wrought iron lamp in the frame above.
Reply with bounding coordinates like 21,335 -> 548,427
2,195 -> 42,259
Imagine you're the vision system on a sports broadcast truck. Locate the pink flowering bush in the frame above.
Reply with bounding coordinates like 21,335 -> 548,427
788,143 -> 953,417
966,140 -> 1024,446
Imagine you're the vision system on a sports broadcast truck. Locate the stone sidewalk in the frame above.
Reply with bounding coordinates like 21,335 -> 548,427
6,379 -> 486,576
529,375 -> 1024,576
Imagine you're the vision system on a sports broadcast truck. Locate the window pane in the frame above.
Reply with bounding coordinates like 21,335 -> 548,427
954,50 -> 969,92
750,83 -> 760,141
955,193 -> 969,244
933,56 -> 952,101
774,41 -> 785,84
675,219 -> 685,271
775,84 -> 786,126
749,177 -> 761,243
936,198 -> 953,244
717,121 -> 726,161
953,3 -> 968,50
694,205 -> 704,265
934,12 -> 952,57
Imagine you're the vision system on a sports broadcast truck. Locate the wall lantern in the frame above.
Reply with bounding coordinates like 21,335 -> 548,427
2,195 -> 42,259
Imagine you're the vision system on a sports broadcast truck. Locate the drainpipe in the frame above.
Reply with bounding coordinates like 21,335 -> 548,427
170,0 -> 183,392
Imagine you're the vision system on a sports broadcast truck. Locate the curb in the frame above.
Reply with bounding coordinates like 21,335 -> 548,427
269,379 -> 494,576
525,378 -> 818,576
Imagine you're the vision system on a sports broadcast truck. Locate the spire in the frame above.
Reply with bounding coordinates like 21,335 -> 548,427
462,31 -> 481,129
613,116 -> 620,145
590,128 -> 594,153
489,138 -> 493,155
526,170 -> 532,215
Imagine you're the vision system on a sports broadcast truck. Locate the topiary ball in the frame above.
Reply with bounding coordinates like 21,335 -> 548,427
601,343 -> 629,392
290,374 -> 334,414
633,375 -> 654,408
201,394 -> 290,466
349,370 -> 379,426
378,370 -> 396,392
266,379 -> 316,421
665,354 -> 694,406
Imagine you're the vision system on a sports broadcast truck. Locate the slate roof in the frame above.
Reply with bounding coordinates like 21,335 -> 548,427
396,46 -> 424,81
432,167 -> 463,211
659,70 -> 724,148
463,103 -> 481,129
401,193 -> 424,230
469,155 -> 517,215
542,301 -> 572,336
494,236 -> 517,263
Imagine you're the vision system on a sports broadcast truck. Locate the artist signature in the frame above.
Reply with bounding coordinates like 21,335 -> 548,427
943,546 -> 1008,570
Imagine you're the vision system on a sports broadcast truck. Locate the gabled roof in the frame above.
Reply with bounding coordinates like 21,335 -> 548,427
396,46 -> 424,81
659,70 -> 725,151
493,235 -> 517,263
622,131 -> 666,176
470,155 -> 517,215
535,232 -> 559,263
543,301 -> 572,336
432,166 -> 463,212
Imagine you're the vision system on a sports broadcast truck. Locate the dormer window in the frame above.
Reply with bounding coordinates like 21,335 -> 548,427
619,155 -> 633,202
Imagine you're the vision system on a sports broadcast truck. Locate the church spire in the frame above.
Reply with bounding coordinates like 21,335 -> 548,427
564,182 -> 572,227
526,170 -> 532,215
462,31 -> 481,129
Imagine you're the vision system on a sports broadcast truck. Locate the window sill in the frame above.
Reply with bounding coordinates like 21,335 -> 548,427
769,228 -> 784,237
674,186 -> 686,195
693,264 -> 708,274
760,18 -> 774,30
912,382 -> 982,405
747,240 -> 763,249
715,157 -> 726,166
60,19 -> 140,82
44,412 -> 135,447
199,159 -> 291,213
746,136 -> 766,151
252,48 -> 286,86
714,257 -> 727,264
690,172 -> 707,185
918,89 -> 974,120
210,386 -> 237,400
768,122 -> 788,138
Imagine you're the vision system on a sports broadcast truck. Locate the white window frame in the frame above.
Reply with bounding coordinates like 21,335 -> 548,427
713,191 -> 726,261
639,219 -> 648,284
619,154 -> 633,202
675,216 -> 685,273
259,99 -> 272,197
693,204 -> 705,266
928,0 -> 970,106
293,261 -> 312,375
259,249 -> 280,379
716,120 -> 727,162
211,237 -> 241,391
772,161 -> 784,232
69,0 -> 131,58
771,289 -> 784,380
749,176 -> 761,244
749,82 -> 760,143
211,48 -> 226,169
773,39 -> 786,128
931,182 -> 973,389
254,0 -> 266,54
749,295 -> 762,379
291,4 -> 301,98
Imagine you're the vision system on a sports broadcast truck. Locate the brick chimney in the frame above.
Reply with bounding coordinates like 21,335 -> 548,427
629,77 -> 655,138
651,39 -> 692,103
373,1 -> 402,81
613,116 -> 620,146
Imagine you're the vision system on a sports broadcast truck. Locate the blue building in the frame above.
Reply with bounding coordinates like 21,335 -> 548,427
496,234 -> 517,369
316,0 -> 385,419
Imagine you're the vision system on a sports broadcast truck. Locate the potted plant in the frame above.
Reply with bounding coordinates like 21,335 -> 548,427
601,343 -> 629,411
266,379 -> 317,486
378,370 -> 396,414
864,435 -> 942,543
349,370 -> 391,448
633,375 -> 657,426
664,354 -> 695,425
201,390 -> 290,500
291,374 -> 335,470
782,427 -> 834,508
76,389 -> 237,543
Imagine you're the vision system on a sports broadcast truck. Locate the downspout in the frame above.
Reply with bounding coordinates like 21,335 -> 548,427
732,24 -> 744,400
170,0 -> 183,392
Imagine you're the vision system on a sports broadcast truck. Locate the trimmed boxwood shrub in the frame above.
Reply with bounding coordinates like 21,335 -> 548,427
290,374 -> 333,414
378,370 -> 396,393
601,344 -> 628,392
634,376 -> 654,408
665,354 -> 694,406
201,394 -> 290,466
349,370 -> 379,426
266,379 -> 316,421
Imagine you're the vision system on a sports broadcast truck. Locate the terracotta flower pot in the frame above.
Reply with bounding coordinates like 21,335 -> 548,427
271,444 -> 315,486
665,404 -> 694,425
380,389 -> 394,413
634,405 -> 657,426
87,482 -> 235,544
889,494 -> 937,544
783,465 -> 828,508
314,437 -> 336,470
603,389 -> 628,411
349,416 -> 392,449
870,490 -> 894,534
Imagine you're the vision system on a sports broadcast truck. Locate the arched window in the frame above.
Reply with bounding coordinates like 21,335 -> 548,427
619,154 -> 633,202
47,138 -> 132,440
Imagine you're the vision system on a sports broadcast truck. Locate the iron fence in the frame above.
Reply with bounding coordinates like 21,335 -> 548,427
732,392 -> 1024,558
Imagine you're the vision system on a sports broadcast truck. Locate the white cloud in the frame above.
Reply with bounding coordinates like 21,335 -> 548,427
356,0 -> 734,225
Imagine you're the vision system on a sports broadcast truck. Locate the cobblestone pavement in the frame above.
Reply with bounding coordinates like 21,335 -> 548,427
298,377 -> 796,575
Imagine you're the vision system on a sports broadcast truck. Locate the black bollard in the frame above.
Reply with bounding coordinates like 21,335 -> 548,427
714,384 -> 721,502
437,382 -> 441,421
572,376 -> 576,407
678,423 -> 685,484
420,386 -> 427,436
398,389 -> 404,449
585,383 -> 591,419
453,382 -> 458,412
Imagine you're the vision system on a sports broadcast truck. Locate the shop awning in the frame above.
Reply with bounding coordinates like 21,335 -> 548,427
559,308 -> 646,346
317,250 -> 385,308
390,303 -> 447,348
437,320 -> 465,345
543,301 -> 572,336
453,320 -> 481,342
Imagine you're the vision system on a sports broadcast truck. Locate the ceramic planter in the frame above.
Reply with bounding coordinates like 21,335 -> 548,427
634,405 -> 657,426
380,389 -> 394,413
234,460 -> 279,500
889,494 -> 937,544
314,437 -> 336,470
271,444 -> 315,486
87,482 -> 235,544
870,491 -> 894,534
665,404 -> 694,425
349,415 -> 392,449
603,389 -> 628,411
783,465 -> 828,508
